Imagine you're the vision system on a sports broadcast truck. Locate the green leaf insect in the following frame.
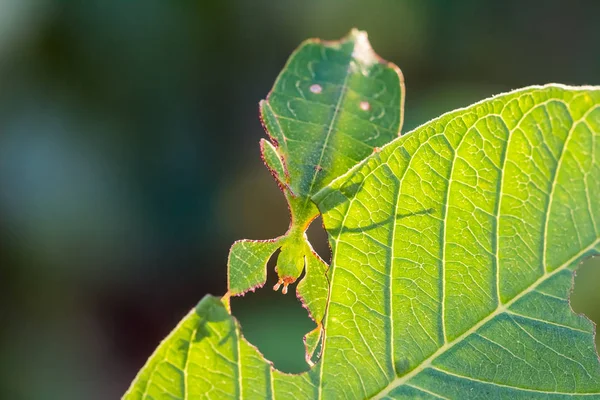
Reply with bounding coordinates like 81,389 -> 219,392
226,29 -> 405,363
124,30 -> 600,399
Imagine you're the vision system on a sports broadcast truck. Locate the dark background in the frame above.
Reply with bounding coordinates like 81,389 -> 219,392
1,1 -> 599,399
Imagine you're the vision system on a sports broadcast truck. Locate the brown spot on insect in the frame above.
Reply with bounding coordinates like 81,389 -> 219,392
273,276 -> 296,294
373,147 -> 382,153
314,164 -> 323,172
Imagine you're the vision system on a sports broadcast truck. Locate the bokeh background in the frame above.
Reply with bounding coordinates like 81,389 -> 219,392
1,1 -> 599,399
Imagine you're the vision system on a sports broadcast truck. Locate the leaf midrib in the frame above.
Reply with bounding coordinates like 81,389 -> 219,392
304,55 -> 353,201
370,237 -> 600,399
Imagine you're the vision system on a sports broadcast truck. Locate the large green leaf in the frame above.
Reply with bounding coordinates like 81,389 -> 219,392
314,84 -> 600,398
124,84 -> 600,399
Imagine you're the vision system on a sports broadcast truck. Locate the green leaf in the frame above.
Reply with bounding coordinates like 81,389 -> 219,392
124,84 -> 600,399
315,84 -> 600,398
124,295 -> 320,399
226,29 -> 404,351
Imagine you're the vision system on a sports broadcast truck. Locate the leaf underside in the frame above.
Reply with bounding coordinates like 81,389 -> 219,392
124,84 -> 600,399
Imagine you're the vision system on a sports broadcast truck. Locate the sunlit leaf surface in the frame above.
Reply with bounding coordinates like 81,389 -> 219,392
124,84 -> 600,399
315,84 -> 600,398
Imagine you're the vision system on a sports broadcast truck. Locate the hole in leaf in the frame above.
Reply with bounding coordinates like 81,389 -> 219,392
231,251 -> 314,374
306,216 -> 331,263
571,255 -> 600,349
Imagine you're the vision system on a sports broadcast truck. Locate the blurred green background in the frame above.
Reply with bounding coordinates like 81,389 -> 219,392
1,1 -> 599,399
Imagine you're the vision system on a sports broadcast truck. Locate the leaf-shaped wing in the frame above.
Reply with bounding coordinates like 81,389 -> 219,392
261,28 -> 405,198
